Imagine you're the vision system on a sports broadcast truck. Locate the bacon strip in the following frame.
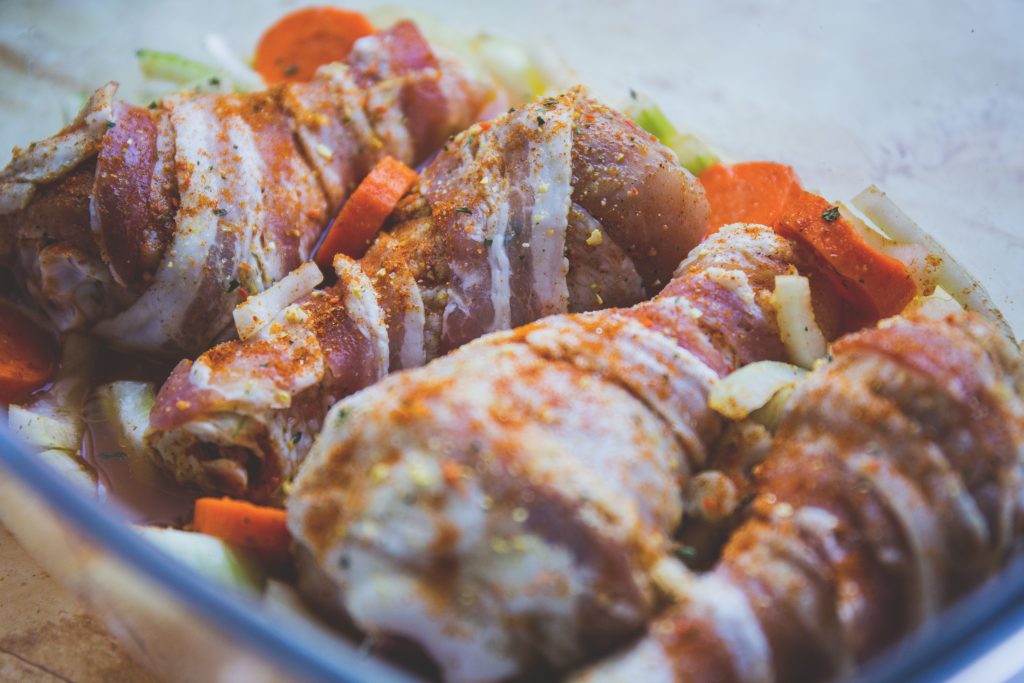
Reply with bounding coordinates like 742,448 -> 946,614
286,226 -> 825,681
575,304 -> 1024,683
0,22 -> 492,355
145,90 -> 711,502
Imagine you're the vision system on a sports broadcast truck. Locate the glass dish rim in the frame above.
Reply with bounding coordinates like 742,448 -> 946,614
2,424 -> 1024,683
0,426 -> 410,683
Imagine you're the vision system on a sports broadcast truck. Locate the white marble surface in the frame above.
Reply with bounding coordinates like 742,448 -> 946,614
2,0 -> 1022,333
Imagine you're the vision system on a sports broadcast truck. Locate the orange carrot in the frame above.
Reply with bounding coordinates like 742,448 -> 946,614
699,161 -> 804,235
255,6 -> 375,84
315,155 -> 418,267
0,302 -> 57,404
700,160 -> 917,322
193,497 -> 291,564
776,191 -> 917,320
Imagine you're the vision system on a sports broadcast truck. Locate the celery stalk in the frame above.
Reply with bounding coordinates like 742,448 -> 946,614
626,96 -> 720,176
136,49 -> 218,84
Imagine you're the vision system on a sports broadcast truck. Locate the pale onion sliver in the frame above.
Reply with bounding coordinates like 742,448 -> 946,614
852,185 -> 1014,341
772,274 -> 828,369
709,360 -> 806,421
838,205 -> 937,296
233,262 -> 323,340
203,33 -> 265,92
7,406 -> 80,451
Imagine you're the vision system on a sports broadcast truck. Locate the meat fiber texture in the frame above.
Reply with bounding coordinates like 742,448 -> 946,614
145,89 -> 709,501
287,225 -> 826,681
574,301 -> 1024,683
0,21 -> 491,355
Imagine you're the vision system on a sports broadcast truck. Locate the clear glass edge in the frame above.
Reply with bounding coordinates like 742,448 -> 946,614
4,422 -> 1024,683
0,425 -> 412,683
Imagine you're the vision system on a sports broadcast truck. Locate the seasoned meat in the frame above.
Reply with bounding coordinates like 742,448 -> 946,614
145,90 -> 711,501
287,225 -> 827,681
575,303 -> 1024,683
0,21 -> 492,355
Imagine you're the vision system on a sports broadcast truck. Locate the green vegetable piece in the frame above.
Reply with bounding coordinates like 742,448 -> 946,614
631,101 -> 678,142
667,133 -> 720,177
137,49 -> 218,84
627,97 -> 720,176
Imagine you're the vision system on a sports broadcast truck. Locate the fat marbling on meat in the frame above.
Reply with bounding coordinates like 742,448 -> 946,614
287,225 -> 833,681
0,21 -> 492,354
574,302 -> 1024,683
145,89 -> 710,501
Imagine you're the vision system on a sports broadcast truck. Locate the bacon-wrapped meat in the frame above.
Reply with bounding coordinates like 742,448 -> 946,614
146,88 -> 710,501
0,21 -> 491,354
286,225 -> 833,681
574,302 -> 1024,683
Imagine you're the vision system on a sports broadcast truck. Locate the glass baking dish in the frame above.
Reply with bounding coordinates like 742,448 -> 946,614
0,426 -> 410,683
3,423 -> 1024,683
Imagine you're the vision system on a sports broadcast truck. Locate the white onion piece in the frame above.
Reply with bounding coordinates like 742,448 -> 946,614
203,33 -> 265,92
6,334 -> 97,491
709,360 -> 806,421
93,381 -> 155,456
7,333 -> 95,452
8,406 -> 80,452
852,185 -> 1014,341
233,262 -> 323,340
772,275 -> 828,369
750,383 -> 796,432
839,205 -> 937,296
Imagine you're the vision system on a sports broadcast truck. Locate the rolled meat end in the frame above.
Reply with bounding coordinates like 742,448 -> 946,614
0,21 -> 492,355
145,89 -> 712,502
576,303 -> 1024,683
286,225 -> 828,681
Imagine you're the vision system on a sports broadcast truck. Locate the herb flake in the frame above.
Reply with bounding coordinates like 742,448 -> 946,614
455,206 -> 472,214
673,544 -> 698,561
821,206 -> 840,222
226,278 -> 241,292
213,208 -> 228,217
536,115 -> 546,127
290,431 -> 302,446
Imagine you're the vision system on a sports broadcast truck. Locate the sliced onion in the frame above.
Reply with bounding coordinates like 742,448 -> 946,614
233,261 -> 322,340
709,360 -> 806,421
92,381 -> 155,456
750,384 -> 797,432
852,186 -> 1014,341
8,333 -> 95,452
8,406 -> 81,452
839,204 -> 937,296
7,334 -> 98,490
772,274 -> 828,369
203,33 -> 265,92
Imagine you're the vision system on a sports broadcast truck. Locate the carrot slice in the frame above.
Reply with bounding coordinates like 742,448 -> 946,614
255,6 -> 375,83
776,191 -> 917,320
315,155 -> 418,267
699,161 -> 804,235
193,497 -> 291,564
0,302 -> 57,404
